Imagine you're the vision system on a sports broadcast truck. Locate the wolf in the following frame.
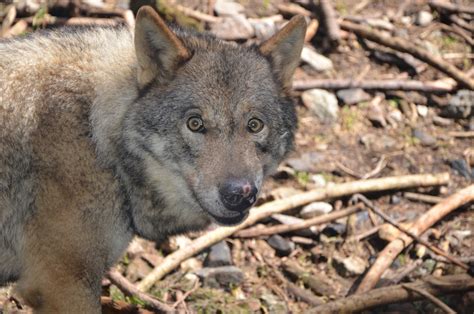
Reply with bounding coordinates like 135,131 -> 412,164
0,6 -> 306,313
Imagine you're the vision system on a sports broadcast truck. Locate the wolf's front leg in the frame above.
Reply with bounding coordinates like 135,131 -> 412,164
16,255 -> 102,314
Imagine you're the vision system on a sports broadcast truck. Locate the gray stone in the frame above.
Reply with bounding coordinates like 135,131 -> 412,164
301,46 -> 333,72
332,254 -> 368,277
302,89 -> 339,123
416,11 -> 433,26
214,0 -> 244,16
441,89 -> 473,119
195,266 -> 244,288
300,202 -> 333,218
360,134 -> 399,152
285,151 -> 325,173
260,293 -> 287,313
267,235 -> 294,256
323,223 -> 346,236
450,159 -> 473,180
204,241 -> 233,267
336,88 -> 371,105
412,128 -> 436,146
211,14 -> 254,40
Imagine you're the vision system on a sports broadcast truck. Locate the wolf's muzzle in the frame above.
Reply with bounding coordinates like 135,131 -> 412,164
219,178 -> 257,212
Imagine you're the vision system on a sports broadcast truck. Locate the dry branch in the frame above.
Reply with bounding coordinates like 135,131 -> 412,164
402,284 -> 456,314
340,20 -> 474,89
310,274 -> 474,313
318,0 -> 341,44
107,270 -> 173,313
235,203 -> 363,238
292,78 -> 456,92
138,173 -> 449,292
356,184 -> 474,293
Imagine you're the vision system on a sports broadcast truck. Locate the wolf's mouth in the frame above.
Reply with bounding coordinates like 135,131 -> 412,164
206,209 -> 250,226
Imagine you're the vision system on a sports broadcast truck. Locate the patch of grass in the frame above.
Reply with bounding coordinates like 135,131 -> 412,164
187,287 -> 253,313
441,35 -> 458,49
340,106 -> 359,131
295,171 -> 310,187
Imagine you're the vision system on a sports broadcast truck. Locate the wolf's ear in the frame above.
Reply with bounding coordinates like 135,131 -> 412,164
134,6 -> 191,88
259,16 -> 306,91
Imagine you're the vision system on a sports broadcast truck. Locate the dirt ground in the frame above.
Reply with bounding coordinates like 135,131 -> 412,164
0,0 -> 473,313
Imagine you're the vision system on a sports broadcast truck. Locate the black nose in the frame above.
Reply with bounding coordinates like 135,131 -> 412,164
219,178 -> 258,212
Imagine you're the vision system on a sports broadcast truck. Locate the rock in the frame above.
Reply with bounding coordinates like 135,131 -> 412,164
336,88 -> 371,105
388,109 -> 403,123
412,128 -> 436,146
249,17 -> 278,40
441,89 -> 473,119
332,254 -> 368,277
204,241 -> 233,267
390,194 -> 402,205
285,151 -> 325,173
195,266 -> 244,288
322,223 -> 346,236
302,89 -> 339,123
301,46 -> 333,72
310,174 -> 327,187
450,159 -> 473,179
367,99 -> 387,128
416,11 -> 433,26
211,14 -> 254,40
214,0 -> 244,16
416,105 -> 428,117
300,202 -> 333,218
360,133 -> 398,152
260,293 -> 287,313
267,235 -> 294,256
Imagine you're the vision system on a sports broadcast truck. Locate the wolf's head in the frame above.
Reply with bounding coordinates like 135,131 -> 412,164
121,7 -> 305,235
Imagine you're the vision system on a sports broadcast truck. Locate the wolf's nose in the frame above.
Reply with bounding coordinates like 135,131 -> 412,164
219,179 -> 257,212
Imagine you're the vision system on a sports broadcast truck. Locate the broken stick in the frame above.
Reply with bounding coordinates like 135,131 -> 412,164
235,203 -> 363,238
107,270 -> 173,312
137,173 -> 449,292
310,274 -> 473,313
292,78 -> 456,92
356,184 -> 474,293
340,20 -> 474,89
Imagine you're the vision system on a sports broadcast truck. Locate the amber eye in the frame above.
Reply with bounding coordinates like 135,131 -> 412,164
187,116 -> 204,132
247,118 -> 264,133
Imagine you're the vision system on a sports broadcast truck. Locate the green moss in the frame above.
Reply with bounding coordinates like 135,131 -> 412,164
156,0 -> 204,31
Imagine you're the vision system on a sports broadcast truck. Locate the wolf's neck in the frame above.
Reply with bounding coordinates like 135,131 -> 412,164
89,31 -> 140,169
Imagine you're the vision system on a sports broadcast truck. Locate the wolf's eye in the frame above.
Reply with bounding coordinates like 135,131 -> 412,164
247,118 -> 264,133
187,116 -> 204,132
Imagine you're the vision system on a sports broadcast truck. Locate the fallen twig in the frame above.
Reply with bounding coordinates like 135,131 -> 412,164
310,274 -> 474,313
107,270 -> 173,313
449,131 -> 474,138
101,297 -> 154,314
175,4 -> 221,23
402,284 -> 456,314
137,173 -> 449,291
404,192 -> 443,204
353,194 -> 469,270
340,20 -> 474,89
172,280 -> 199,309
235,203 -> 363,238
318,0 -> 341,44
356,184 -> 474,293
292,78 -> 456,92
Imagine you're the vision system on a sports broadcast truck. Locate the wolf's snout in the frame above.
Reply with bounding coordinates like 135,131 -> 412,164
219,178 -> 257,212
